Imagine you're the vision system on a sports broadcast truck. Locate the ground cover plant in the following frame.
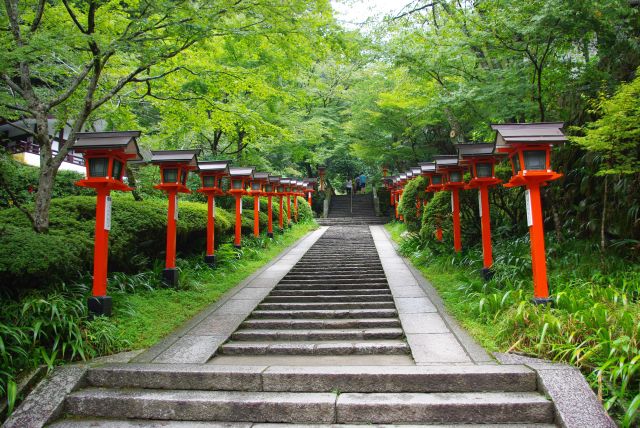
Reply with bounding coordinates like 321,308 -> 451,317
387,222 -> 640,427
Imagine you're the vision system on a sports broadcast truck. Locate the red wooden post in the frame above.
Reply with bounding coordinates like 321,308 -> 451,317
165,190 -> 178,269
234,194 -> 242,247
279,196 -> 284,230
267,196 -> 273,237
228,167 -> 255,249
207,194 -> 215,259
451,188 -> 461,252
492,122 -> 566,303
73,131 -> 142,316
479,185 -> 493,270
197,160 -> 229,266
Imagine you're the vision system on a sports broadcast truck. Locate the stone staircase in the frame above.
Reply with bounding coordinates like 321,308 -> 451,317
317,193 -> 386,225
48,225 -> 558,426
218,226 -> 410,356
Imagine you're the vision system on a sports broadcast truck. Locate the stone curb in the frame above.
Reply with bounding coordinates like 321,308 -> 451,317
131,225 -> 327,364
495,353 -> 616,428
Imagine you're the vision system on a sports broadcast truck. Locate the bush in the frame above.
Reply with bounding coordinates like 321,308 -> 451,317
398,177 -> 427,232
420,190 -> 451,243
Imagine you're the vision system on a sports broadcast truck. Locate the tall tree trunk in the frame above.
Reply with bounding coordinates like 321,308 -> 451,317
600,175 -> 608,254
127,166 -> 143,201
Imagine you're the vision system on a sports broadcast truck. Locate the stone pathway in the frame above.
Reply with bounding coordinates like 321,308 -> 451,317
6,221 -> 613,427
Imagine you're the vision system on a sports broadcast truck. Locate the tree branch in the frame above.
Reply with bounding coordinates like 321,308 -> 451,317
29,0 -> 45,32
393,2 -> 437,20
46,60 -> 95,109
61,0 -> 88,34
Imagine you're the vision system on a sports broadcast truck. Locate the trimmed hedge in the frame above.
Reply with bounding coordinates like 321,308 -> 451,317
398,177 -> 427,232
0,194 -> 313,292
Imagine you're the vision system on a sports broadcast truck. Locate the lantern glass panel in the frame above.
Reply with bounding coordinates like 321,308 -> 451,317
476,162 -> 493,178
265,184 -> 273,192
203,175 -> 215,188
88,157 -> 109,177
523,150 -> 547,170
112,160 -> 123,180
431,175 -> 442,185
163,168 -> 178,183
450,171 -> 462,182
232,179 -> 243,190
181,170 -> 188,185
512,154 -> 521,174
251,182 -> 260,191
277,185 -> 284,193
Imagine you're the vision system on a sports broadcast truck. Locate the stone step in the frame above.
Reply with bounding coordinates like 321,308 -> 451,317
257,302 -> 396,310
285,269 -> 385,275
219,340 -> 411,356
230,328 -> 404,341
269,288 -> 391,296
274,283 -> 390,290
50,419 -> 558,427
249,308 -> 398,319
278,278 -> 388,285
85,363 -> 538,393
241,318 -> 401,329
292,263 -> 383,268
263,294 -> 393,303
64,389 -> 552,424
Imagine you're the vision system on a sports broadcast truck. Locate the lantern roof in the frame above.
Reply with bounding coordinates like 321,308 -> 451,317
411,167 -> 422,176
73,131 -> 142,160
151,149 -> 200,167
269,175 -> 281,183
455,143 -> 496,158
317,165 -> 326,171
419,162 -> 436,173
306,177 -> 318,184
491,122 -> 567,149
252,172 -> 269,181
434,155 -> 459,168
228,166 -> 255,178
399,173 -> 407,180
198,160 -> 230,173
280,178 -> 291,184
405,170 -> 414,178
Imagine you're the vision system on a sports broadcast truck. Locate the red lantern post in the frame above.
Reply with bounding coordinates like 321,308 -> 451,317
420,162 -> 445,241
249,172 -> 269,237
410,167 -> 423,217
492,123 -> 566,304
151,150 -> 200,287
197,160 -> 230,266
73,131 -> 142,316
228,167 -> 255,248
456,143 -> 504,279
265,176 -> 279,238
435,156 -> 466,252
318,166 -> 326,192
305,178 -> 317,207
281,178 -> 293,227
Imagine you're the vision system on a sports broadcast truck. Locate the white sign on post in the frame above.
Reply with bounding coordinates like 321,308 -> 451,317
213,198 -> 216,218
258,199 -> 260,213
174,194 -> 179,220
104,196 -> 112,231
240,199 -> 243,215
478,192 -> 482,218
451,193 -> 454,213
525,189 -> 533,227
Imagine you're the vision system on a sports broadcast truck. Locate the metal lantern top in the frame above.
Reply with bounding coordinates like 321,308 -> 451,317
305,178 -> 317,192
280,178 -> 292,193
435,155 -> 466,189
419,161 -> 444,192
151,149 -> 200,194
410,166 -> 422,177
73,131 -> 142,191
492,122 -> 566,187
228,166 -> 255,194
197,160 -> 230,195
250,172 -> 269,194
456,143 -> 503,188
264,175 -> 280,194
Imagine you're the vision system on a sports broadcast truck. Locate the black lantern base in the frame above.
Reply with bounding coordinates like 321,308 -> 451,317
267,232 -> 274,238
531,297 -> 554,306
234,244 -> 242,249
204,254 -> 216,267
88,296 -> 112,317
162,268 -> 179,288
481,268 -> 494,281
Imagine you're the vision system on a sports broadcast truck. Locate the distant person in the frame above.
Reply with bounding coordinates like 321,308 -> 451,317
355,176 -> 361,193
345,179 -> 352,194
359,173 -> 367,191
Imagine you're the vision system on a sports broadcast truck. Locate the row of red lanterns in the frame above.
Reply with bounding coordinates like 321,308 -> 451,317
383,122 -> 567,305
72,132 -> 318,316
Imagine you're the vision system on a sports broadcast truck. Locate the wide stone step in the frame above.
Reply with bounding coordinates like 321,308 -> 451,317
285,270 -> 385,276
269,288 -> 391,296
292,263 -> 383,269
262,295 -> 393,303
278,278 -> 388,285
257,302 -> 396,310
85,363 -> 538,393
282,274 -> 387,281
230,328 -> 404,341
219,340 -> 411,356
64,388 -> 552,424
50,419 -> 557,427
249,308 -> 398,319
241,318 -> 401,329
274,283 -> 390,290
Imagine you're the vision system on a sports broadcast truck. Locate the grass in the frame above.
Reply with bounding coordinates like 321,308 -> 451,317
111,222 -> 317,348
386,221 -> 640,427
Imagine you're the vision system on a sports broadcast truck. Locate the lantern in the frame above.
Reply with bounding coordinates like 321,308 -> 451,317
151,149 -> 200,287
492,122 -> 566,304
265,176 -> 280,237
250,172 -> 269,237
73,131 -> 142,316
435,155 -> 466,253
228,166 -> 255,248
305,178 -> 317,207
281,178 -> 293,226
456,143 -> 504,279
197,160 -> 230,266
318,165 -> 326,191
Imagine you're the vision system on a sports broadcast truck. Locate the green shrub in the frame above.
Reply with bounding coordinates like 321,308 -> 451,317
420,190 -> 451,243
398,177 -> 427,232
